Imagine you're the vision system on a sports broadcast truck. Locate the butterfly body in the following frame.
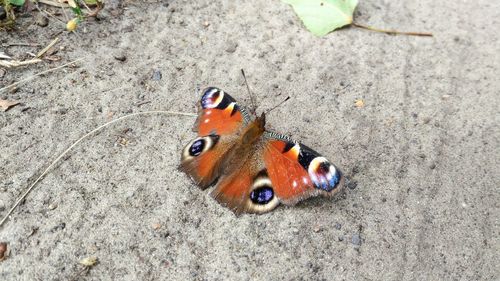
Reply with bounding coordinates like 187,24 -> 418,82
180,87 -> 343,214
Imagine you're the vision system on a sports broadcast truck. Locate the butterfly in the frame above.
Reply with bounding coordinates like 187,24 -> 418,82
180,87 -> 343,214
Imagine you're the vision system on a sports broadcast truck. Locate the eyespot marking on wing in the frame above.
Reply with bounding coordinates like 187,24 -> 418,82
308,157 -> 341,191
248,169 -> 279,211
201,87 -> 236,110
181,134 -> 220,161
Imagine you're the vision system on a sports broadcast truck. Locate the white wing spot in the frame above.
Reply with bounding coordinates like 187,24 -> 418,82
302,177 -> 309,185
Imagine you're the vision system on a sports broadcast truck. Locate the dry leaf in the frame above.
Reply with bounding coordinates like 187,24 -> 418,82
79,256 -> 98,267
354,99 -> 365,108
0,242 -> 7,261
0,99 -> 20,111
67,0 -> 77,8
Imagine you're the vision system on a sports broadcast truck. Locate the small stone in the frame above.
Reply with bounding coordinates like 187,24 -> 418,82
202,21 -> 210,27
313,225 -> 321,232
347,180 -> 357,190
152,69 -> 162,81
441,94 -> 451,100
52,222 -> 66,232
351,234 -> 362,246
225,41 -> 238,53
114,54 -> 127,62
354,99 -> 365,108
35,14 -> 49,27
338,236 -> 344,242
48,203 -> 57,210
422,117 -> 432,124
291,228 -> 299,234
335,223 -> 342,230
152,223 -> 161,230
429,163 -> 436,170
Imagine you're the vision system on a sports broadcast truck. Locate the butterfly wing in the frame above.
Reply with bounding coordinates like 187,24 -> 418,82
263,133 -> 343,206
193,87 -> 250,136
209,133 -> 343,215
180,87 -> 249,188
210,147 -> 280,214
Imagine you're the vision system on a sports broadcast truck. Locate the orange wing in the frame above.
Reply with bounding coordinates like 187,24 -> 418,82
210,151 -> 279,215
264,138 -> 343,205
194,87 -> 249,136
180,87 -> 249,188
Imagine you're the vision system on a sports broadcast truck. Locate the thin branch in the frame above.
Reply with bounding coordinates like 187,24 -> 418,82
0,110 -> 197,228
0,58 -> 83,93
38,0 -> 69,8
36,37 -> 60,58
1,43 -> 42,47
0,59 -> 42,68
352,22 -> 433,37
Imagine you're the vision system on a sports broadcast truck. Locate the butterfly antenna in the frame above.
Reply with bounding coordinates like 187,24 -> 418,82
241,69 -> 257,115
265,96 -> 290,115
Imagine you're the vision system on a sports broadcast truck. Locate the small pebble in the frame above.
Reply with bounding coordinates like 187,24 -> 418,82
114,54 -> 127,62
152,69 -> 162,81
35,14 -> 49,27
225,42 -> 238,53
48,203 -> 57,210
354,99 -> 365,108
291,228 -> 299,234
335,223 -> 342,230
429,163 -> 436,170
152,223 -> 161,230
202,21 -> 210,27
338,236 -> 344,242
351,234 -> 362,246
52,222 -> 66,232
347,180 -> 358,190
422,117 -> 432,124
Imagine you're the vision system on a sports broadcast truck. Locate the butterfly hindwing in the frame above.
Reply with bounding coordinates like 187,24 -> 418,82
210,150 -> 280,215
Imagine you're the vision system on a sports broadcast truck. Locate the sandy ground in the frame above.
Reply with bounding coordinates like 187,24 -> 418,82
0,0 -> 499,280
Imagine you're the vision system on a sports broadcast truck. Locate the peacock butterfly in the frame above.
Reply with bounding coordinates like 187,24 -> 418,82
180,87 -> 343,214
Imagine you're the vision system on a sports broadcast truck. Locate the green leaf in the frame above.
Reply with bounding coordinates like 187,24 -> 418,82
83,0 -> 98,5
9,0 -> 25,6
283,0 -> 358,36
